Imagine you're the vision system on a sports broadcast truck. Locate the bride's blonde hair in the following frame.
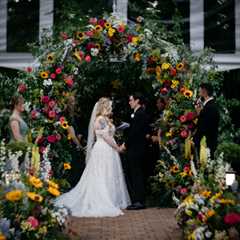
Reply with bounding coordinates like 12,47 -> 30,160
96,97 -> 112,117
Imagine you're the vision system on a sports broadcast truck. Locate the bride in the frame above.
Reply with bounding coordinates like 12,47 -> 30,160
56,97 -> 131,217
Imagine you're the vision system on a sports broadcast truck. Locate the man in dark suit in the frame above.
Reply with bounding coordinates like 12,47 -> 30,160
124,93 -> 149,210
194,83 -> 220,159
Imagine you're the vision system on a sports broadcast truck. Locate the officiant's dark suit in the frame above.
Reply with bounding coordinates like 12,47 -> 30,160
194,84 -> 220,159
125,99 -> 149,208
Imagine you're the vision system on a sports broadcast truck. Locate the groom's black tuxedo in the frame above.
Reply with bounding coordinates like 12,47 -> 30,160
125,107 -> 149,204
194,99 -> 220,158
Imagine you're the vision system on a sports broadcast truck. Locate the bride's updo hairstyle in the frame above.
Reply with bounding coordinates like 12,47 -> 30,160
96,98 -> 112,117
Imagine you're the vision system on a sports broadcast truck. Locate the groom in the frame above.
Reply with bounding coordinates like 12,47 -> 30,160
124,93 -> 149,210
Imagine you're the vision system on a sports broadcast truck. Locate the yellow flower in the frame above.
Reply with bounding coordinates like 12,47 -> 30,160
39,226 -> 48,235
76,31 -> 85,40
219,199 -> 235,205
161,63 -> 171,70
47,53 -> 55,63
206,209 -> 215,218
95,43 -> 101,50
47,180 -> 59,189
132,36 -> 139,45
27,192 -> 43,203
133,52 -> 141,62
73,49 -> 82,62
40,71 -> 49,79
64,162 -> 71,170
5,190 -> 22,201
185,209 -> 193,216
171,80 -> 179,89
165,132 -> 172,137
200,190 -> 211,198
95,25 -> 103,32
48,187 -> 60,197
183,89 -> 193,98
180,172 -> 188,177
170,164 -> 179,173
104,22 -> 111,29
61,121 -> 69,129
108,28 -> 116,37
0,234 -> 6,240
29,176 -> 43,188
156,66 -> 161,74
184,196 -> 194,205
176,63 -> 184,71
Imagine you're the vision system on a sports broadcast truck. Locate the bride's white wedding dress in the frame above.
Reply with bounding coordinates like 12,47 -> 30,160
56,116 -> 130,217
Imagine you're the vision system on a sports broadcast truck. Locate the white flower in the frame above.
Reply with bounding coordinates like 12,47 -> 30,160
43,79 -> 52,87
90,48 -> 99,56
24,101 -> 31,113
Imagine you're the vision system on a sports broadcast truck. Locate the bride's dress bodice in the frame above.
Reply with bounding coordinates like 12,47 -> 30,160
95,117 -> 115,140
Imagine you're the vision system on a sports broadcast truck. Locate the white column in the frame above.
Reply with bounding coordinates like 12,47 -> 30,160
235,0 -> 240,52
190,0 -> 204,51
0,0 -> 7,51
39,0 -> 54,39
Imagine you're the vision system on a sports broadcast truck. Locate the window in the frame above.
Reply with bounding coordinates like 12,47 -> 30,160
204,0 -> 235,53
7,0 -> 39,52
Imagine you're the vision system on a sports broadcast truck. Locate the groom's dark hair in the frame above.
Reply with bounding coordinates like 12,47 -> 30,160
200,83 -> 213,96
131,92 -> 145,105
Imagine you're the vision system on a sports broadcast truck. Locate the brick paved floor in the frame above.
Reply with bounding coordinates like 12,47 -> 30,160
65,208 -> 182,240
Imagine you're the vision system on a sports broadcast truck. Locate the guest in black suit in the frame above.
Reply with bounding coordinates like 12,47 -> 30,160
124,93 -> 149,210
194,83 -> 220,159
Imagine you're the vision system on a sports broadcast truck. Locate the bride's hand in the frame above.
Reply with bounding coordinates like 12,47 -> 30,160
117,145 -> 125,153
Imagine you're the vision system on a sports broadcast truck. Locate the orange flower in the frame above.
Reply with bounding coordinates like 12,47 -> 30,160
5,190 -> 22,201
48,187 -> 60,197
201,190 -> 211,198
47,180 -> 59,189
64,163 -> 71,170
29,176 -> 43,189
183,89 -> 193,98
133,52 -> 141,62
176,63 -> 184,71
27,192 -> 43,203
170,165 -> 179,173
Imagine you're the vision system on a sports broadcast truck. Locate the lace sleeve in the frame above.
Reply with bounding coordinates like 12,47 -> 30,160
94,117 -> 120,152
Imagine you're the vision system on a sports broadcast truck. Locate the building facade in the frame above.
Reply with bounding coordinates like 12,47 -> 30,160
0,0 -> 239,71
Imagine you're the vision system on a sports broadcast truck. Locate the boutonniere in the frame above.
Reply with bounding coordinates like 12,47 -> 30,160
131,113 -> 135,119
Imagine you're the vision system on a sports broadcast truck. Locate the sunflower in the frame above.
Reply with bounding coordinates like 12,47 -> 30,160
104,22 -> 111,29
132,36 -> 139,45
27,192 -> 43,203
95,25 -> 103,32
183,89 -> 193,98
176,63 -> 184,71
76,31 -> 85,41
170,165 -> 179,173
61,121 -> 69,129
47,180 -> 59,189
5,190 -> 22,201
40,71 -> 49,79
29,176 -> 43,189
95,43 -> 101,50
47,53 -> 54,63
48,187 -> 60,197
108,28 -> 116,37
133,52 -> 141,62
64,163 -> 71,170
161,63 -> 171,70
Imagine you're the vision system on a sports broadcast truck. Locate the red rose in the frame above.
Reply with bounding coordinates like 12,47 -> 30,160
27,216 -> 39,229
180,129 -> 189,138
18,83 -> 27,93
89,17 -> 97,25
60,32 -> 69,40
127,35 -> 133,43
164,80 -> 172,88
66,78 -> 74,88
31,110 -> 39,120
59,116 -> 65,123
41,96 -> 50,104
55,68 -> 62,74
86,42 -> 95,51
48,110 -> 56,119
179,115 -> 187,123
39,146 -> 46,154
118,25 -> 125,33
180,188 -> 188,195
188,124 -> 194,129
85,55 -> 91,62
98,19 -> 106,27
55,133 -> 62,141
170,68 -> 177,76
48,100 -> 56,109
36,136 -> 45,145
197,213 -> 204,222
184,165 -> 190,172
85,31 -> 94,37
50,73 -> 56,79
26,67 -> 33,73
47,135 -> 56,143
160,87 -> 168,95
186,112 -> 195,121
224,213 -> 240,225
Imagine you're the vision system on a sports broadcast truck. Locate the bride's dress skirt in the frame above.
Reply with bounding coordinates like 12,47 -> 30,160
55,139 -> 131,217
